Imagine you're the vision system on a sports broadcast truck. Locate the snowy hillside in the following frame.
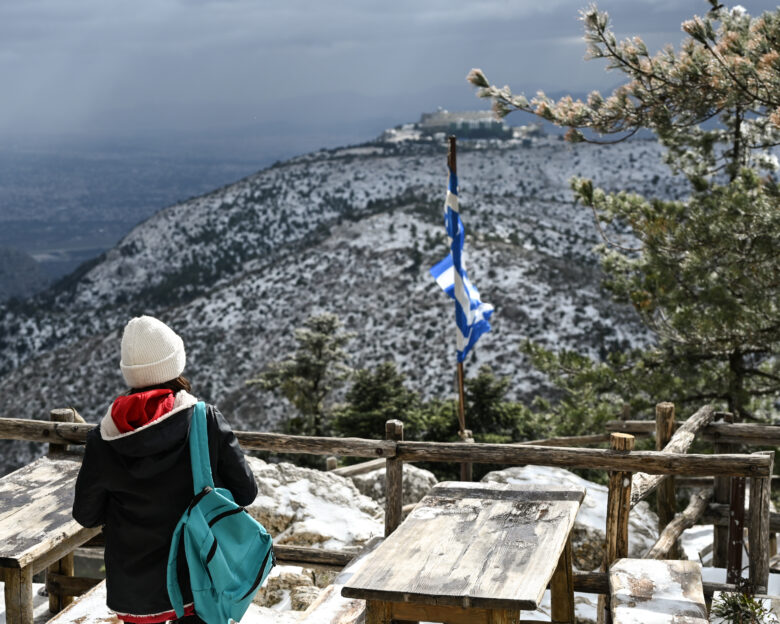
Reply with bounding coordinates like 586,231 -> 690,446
0,131 -> 678,473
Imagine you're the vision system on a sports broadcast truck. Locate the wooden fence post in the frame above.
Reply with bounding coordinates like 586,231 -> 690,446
726,476 -> 746,585
48,408 -> 83,457
325,456 -> 338,471
598,432 -> 635,624
384,420 -> 404,537
749,450 -> 774,592
655,403 -> 677,557
713,412 -> 735,568
460,429 -> 474,482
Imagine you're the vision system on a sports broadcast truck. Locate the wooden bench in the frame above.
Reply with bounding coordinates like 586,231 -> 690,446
49,540 -> 386,624
609,558 -> 708,624
0,456 -> 101,624
298,537 -> 383,624
342,481 -> 585,624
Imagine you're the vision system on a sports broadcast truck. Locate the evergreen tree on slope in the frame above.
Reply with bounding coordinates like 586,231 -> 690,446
468,1 -> 780,422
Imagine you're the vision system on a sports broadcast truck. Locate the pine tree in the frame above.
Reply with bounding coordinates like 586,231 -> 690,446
331,361 -> 421,440
468,2 -> 780,421
247,313 -> 353,436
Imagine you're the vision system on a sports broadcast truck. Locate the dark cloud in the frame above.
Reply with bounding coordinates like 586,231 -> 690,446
1,1 -> 778,145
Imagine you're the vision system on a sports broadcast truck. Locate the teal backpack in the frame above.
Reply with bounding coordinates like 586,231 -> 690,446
166,402 -> 274,624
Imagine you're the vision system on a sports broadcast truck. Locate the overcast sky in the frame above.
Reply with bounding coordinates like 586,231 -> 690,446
2,1 -> 779,156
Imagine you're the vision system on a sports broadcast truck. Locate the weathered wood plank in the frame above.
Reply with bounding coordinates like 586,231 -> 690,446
236,431 -> 396,457
644,489 -> 712,560
48,552 -> 75,612
0,457 -> 101,570
607,418 -> 780,447
609,559 -> 707,624
3,565 -> 33,624
46,572 -> 102,599
384,420 -> 403,537
654,403 -> 677,553
727,477 -> 746,585
342,482 -> 585,611
630,405 -> 716,506
713,412 -> 734,568
273,544 -> 358,569
550,535 -> 574,624
572,571 -> 763,598
749,451 -> 774,590
599,433 -> 634,624
331,458 -> 386,478
395,440 -> 769,476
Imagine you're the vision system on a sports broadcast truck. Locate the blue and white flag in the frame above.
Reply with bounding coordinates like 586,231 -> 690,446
430,168 -> 493,363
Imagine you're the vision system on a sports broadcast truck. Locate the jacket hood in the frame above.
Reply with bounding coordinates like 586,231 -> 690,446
100,391 -> 198,464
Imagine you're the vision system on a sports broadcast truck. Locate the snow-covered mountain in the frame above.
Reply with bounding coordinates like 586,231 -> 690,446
0,129 -> 677,473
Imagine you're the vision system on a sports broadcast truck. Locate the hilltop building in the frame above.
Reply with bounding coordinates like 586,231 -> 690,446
418,109 -> 512,139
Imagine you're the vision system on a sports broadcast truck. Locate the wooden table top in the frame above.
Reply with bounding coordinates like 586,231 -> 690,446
342,481 -> 585,611
0,456 -> 97,569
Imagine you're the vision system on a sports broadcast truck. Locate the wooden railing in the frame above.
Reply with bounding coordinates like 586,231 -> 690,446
0,400 -> 777,597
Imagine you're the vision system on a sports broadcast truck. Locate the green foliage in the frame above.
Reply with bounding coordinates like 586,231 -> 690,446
711,578 -> 779,624
331,362 -> 422,440
332,362 -> 546,479
469,3 -> 780,420
247,313 -> 353,437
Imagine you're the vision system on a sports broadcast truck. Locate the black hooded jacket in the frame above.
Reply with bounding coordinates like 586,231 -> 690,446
72,392 -> 258,618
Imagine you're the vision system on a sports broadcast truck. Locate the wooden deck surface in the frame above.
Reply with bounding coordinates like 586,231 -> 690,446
342,481 -> 584,611
0,457 -> 99,571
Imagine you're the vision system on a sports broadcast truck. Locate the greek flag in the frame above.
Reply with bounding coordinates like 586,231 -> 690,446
430,168 -> 493,363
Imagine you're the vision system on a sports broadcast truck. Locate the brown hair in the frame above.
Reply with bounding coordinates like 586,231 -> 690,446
128,375 -> 192,395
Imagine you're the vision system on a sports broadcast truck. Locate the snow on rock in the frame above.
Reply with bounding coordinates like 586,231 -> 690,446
482,465 -> 659,569
245,457 -> 383,549
610,559 -> 708,623
350,462 -> 438,506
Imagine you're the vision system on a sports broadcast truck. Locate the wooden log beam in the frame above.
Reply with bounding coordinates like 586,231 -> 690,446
236,431 -> 396,457
515,433 -> 614,447
45,573 -> 101,598
273,545 -> 358,568
606,419 -> 780,447
0,417 -> 92,444
644,489 -> 712,560
749,451 -> 774,590
570,571 -> 766,599
727,477 -> 746,585
331,458 -> 386,478
655,403 -> 678,556
384,420 -> 404,537
677,475 -> 780,490
714,412 -> 736,568
702,503 -> 780,532
394,441 -> 769,476
600,433 -> 634,624
630,405 -> 717,506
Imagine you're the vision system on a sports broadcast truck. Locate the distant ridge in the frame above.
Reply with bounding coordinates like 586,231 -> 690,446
0,130 -> 678,474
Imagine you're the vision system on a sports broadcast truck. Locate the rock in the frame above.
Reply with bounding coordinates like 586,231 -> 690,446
245,457 -> 383,549
481,465 -> 659,570
253,566 -> 314,608
290,585 -> 322,611
350,463 -> 438,506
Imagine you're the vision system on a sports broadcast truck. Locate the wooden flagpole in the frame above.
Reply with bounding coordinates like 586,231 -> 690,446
448,135 -> 473,481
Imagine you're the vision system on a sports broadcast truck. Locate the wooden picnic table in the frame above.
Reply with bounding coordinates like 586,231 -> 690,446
341,481 -> 585,624
0,456 -> 101,624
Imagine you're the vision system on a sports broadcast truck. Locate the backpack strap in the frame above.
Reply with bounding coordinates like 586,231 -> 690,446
166,514 -> 188,618
189,401 -> 215,494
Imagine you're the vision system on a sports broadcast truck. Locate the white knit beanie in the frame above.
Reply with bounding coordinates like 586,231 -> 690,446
120,316 -> 186,388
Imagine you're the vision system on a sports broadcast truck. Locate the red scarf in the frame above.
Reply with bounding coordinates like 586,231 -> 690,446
111,389 -> 175,434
